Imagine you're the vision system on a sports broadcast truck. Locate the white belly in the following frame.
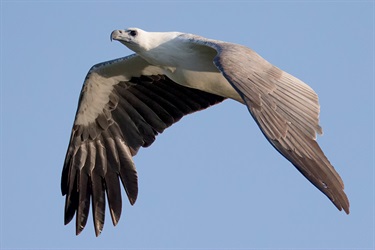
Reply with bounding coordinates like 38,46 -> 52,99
163,65 -> 243,103
138,39 -> 243,103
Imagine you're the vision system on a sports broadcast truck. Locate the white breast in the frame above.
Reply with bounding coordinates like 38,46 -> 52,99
139,37 -> 243,103
167,68 -> 243,103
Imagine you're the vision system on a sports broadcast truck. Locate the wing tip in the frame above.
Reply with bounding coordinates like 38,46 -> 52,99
329,185 -> 350,215
336,202 -> 350,215
94,225 -> 103,237
344,207 -> 350,214
76,224 -> 85,236
339,195 -> 350,215
109,208 -> 121,226
129,196 -> 137,206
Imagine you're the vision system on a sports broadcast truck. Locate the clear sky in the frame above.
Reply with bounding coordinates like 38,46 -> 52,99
1,1 -> 374,249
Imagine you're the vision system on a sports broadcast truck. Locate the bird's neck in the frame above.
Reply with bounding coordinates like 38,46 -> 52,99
137,32 -> 183,66
142,31 -> 182,51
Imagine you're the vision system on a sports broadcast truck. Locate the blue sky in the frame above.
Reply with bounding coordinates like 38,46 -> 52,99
1,1 -> 374,249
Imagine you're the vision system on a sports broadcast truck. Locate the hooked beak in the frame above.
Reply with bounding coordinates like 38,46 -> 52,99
110,30 -> 127,42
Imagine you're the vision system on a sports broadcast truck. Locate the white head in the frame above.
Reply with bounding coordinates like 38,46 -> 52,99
111,28 -> 148,53
111,27 -> 181,54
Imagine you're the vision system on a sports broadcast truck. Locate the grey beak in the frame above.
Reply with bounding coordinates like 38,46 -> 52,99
110,30 -> 124,42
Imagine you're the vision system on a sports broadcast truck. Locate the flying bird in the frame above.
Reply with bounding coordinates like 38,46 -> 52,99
61,28 -> 350,236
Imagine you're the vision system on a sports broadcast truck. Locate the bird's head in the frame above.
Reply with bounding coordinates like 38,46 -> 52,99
111,27 -> 182,56
111,28 -> 148,53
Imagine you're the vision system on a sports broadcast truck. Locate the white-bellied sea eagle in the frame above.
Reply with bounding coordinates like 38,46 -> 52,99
61,28 -> 350,236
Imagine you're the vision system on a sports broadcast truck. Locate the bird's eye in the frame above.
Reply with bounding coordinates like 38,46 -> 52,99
129,30 -> 137,37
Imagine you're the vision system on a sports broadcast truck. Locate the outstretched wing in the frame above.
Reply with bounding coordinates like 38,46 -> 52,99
183,35 -> 350,214
61,54 -> 225,236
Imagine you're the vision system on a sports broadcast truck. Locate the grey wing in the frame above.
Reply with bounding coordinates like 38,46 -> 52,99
61,55 -> 225,236
190,38 -> 349,213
